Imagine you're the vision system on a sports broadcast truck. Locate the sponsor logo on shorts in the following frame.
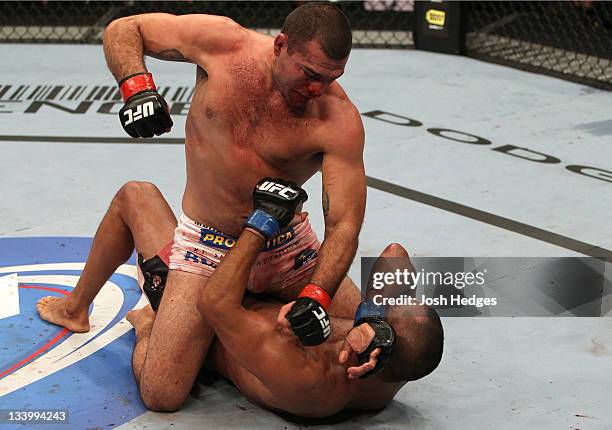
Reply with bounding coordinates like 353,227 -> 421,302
294,248 -> 318,270
198,227 -> 237,250
256,240 -> 302,267
264,227 -> 295,251
198,226 -> 294,252
184,251 -> 218,268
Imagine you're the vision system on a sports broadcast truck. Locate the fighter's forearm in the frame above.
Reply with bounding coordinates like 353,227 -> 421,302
103,17 -> 147,82
309,223 -> 359,298
200,228 -> 265,312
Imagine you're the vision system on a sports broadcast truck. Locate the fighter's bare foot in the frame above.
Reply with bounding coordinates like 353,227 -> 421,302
36,296 -> 90,333
126,305 -> 156,336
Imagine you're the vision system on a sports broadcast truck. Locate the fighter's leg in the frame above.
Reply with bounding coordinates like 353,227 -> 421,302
133,269 -> 215,412
126,304 -> 156,380
37,181 -> 176,332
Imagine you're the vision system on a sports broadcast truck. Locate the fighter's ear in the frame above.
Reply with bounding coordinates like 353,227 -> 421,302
274,33 -> 288,56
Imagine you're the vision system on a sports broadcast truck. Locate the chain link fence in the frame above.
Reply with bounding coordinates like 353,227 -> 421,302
1,1 -> 610,90
0,1 -> 414,47
465,1 -> 612,90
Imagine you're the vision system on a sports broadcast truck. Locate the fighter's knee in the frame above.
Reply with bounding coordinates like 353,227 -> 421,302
114,181 -> 159,211
140,382 -> 185,412
141,395 -> 182,413
117,181 -> 159,201
381,242 -> 409,258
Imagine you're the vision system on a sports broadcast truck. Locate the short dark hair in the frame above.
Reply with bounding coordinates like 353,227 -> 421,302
379,306 -> 444,382
281,2 -> 352,60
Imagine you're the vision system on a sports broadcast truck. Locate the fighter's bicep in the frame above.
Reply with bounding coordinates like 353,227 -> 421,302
135,13 -> 246,65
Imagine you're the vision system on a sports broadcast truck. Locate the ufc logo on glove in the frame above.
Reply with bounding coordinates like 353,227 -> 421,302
314,307 -> 331,338
257,180 -> 299,199
123,101 -> 155,125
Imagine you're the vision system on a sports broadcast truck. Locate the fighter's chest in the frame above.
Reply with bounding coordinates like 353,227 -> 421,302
196,81 -> 322,170
226,134 -> 323,182
203,82 -> 303,135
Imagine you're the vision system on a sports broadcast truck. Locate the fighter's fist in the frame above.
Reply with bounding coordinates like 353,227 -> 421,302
118,73 -> 173,138
244,177 -> 307,239
285,296 -> 331,346
279,283 -> 331,346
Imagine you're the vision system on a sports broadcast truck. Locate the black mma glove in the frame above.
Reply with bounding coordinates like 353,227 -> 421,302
137,253 -> 169,312
244,177 -> 307,239
285,283 -> 332,346
118,72 -> 173,138
355,316 -> 396,378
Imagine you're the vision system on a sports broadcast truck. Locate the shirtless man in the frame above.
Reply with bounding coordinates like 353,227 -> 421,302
37,3 -> 365,411
126,182 -> 443,418
34,177 -> 442,417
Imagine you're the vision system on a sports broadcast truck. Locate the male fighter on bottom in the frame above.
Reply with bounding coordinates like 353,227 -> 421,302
37,180 -> 443,415
126,181 -> 444,417
37,179 -> 357,408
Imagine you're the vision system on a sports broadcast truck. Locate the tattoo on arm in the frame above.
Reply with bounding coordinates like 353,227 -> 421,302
146,48 -> 187,62
322,185 -> 330,217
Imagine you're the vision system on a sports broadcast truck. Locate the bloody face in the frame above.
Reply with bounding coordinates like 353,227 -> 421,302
273,37 -> 348,110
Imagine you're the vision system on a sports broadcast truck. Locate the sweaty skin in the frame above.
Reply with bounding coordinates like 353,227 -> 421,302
103,13 -> 367,298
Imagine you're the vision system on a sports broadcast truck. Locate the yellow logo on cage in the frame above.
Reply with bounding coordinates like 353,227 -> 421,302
425,9 -> 446,27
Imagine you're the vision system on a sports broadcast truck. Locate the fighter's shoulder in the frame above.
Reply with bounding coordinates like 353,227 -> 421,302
182,14 -> 250,55
321,86 -> 364,148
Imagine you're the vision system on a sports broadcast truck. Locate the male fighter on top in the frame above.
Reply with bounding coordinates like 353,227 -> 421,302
126,178 -> 444,418
38,3 -> 366,411
85,178 -> 442,418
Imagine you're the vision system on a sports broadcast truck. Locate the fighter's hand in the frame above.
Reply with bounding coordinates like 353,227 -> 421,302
276,301 -> 295,336
282,282 -> 332,346
245,178 -> 308,239
118,73 -> 173,138
338,323 -> 381,379
284,295 -> 331,346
